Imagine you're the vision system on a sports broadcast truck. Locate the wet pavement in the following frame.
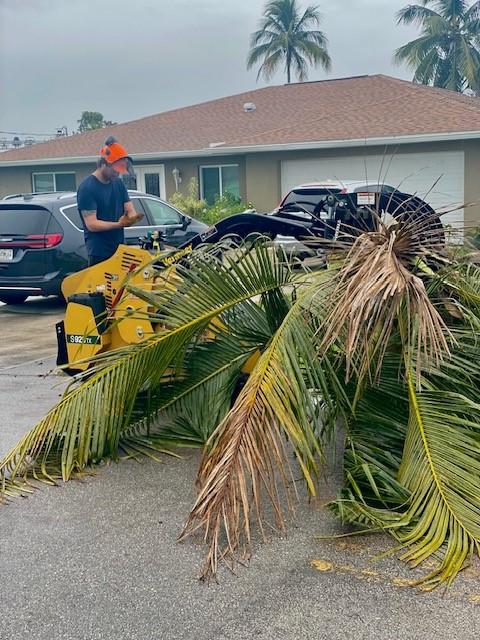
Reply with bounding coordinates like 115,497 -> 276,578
0,299 -> 480,639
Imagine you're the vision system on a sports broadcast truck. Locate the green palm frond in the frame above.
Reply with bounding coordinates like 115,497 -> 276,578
1,323 -> 194,500
395,375 -> 480,589
0,240 -> 295,502
439,261 -> 480,307
459,37 -> 480,91
295,37 -> 332,71
158,366 -> 244,447
295,5 -> 323,31
343,361 -> 410,507
246,41 -> 281,75
134,281 -> 297,449
395,0 -> 480,92
296,29 -> 329,49
393,34 -> 445,69
248,29 -> 281,50
255,49 -> 285,82
466,1 -> 480,21
290,49 -> 309,82
118,291 -> 287,455
411,47 -> 442,84
122,332 -> 256,450
396,4 -> 441,27
131,308 -> 277,448
329,339 -> 480,589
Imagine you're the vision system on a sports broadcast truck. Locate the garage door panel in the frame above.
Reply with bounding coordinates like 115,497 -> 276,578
281,151 -> 464,227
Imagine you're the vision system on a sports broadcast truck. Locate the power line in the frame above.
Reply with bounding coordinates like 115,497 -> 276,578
0,130 -> 60,137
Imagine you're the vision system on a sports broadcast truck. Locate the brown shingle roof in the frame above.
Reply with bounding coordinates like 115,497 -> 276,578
2,74 -> 480,163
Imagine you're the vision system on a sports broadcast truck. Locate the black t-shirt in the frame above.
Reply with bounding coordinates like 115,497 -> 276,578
77,175 -> 130,259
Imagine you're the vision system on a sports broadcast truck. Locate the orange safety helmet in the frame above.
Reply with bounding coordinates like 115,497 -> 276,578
99,136 -> 134,175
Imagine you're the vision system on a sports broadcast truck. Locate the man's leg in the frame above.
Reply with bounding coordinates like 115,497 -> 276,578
88,255 -> 106,267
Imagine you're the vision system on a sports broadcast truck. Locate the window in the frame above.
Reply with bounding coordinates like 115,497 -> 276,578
122,169 -> 163,196
144,173 -> 161,197
143,199 -> 181,225
61,199 -> 147,231
135,166 -> 165,198
122,173 -> 137,190
200,165 -> 240,204
130,198 -> 148,226
60,204 -> 83,230
32,172 -> 76,193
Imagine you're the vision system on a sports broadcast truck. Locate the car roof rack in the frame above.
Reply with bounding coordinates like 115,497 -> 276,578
3,193 -> 25,200
2,191 -> 76,202
3,191 -> 57,200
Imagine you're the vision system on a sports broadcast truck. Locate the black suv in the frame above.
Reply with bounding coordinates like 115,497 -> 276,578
0,190 -> 207,304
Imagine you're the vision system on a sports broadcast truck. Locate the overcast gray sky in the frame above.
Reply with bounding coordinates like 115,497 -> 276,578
0,0 -> 419,135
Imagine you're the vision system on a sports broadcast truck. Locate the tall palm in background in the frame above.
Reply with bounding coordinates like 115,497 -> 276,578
394,0 -> 480,93
247,0 -> 331,83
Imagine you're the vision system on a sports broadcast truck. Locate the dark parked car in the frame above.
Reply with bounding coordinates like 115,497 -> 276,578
0,190 -> 208,304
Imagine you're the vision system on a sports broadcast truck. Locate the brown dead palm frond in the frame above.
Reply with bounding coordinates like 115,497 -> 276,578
180,280 -> 344,580
319,213 -> 452,383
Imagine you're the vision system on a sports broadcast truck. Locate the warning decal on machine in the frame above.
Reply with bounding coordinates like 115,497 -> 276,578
357,193 -> 376,205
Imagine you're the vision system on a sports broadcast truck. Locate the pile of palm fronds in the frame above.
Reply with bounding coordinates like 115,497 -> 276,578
2,212 -> 480,590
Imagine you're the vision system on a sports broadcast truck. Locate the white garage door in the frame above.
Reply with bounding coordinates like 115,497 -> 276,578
281,151 -> 464,227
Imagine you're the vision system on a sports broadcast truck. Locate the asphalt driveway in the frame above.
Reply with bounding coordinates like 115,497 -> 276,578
0,300 -> 480,640
0,296 -> 65,368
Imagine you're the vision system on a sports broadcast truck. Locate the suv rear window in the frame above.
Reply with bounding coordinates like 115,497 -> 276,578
0,206 -> 57,234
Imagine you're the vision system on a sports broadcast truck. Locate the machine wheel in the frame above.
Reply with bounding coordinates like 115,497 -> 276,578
0,293 -> 28,305
380,193 -> 445,247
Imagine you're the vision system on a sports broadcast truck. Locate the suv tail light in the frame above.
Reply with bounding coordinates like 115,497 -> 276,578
0,233 -> 63,249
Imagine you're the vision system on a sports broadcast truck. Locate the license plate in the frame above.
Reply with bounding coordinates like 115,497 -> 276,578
0,249 -> 13,261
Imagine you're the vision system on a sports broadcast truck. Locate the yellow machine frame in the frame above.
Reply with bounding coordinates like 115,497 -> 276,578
59,244 -> 259,374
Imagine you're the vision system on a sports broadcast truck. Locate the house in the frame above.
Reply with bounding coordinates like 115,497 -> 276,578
1,74 -> 480,228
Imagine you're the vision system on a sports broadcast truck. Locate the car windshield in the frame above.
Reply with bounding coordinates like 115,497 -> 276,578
281,188 -> 342,213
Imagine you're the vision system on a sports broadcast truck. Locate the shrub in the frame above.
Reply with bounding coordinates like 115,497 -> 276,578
169,178 -> 207,220
170,178 -> 253,225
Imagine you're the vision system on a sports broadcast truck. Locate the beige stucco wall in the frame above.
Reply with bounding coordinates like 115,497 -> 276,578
1,140 -> 480,224
0,157 -> 248,201
244,153 -> 282,211
464,140 -> 480,227
0,162 -> 94,198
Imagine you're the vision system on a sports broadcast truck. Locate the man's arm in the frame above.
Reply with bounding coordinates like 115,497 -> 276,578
82,210 -> 135,232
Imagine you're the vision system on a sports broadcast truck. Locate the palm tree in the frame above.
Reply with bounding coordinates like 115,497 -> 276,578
3,204 -> 480,589
394,0 -> 480,93
247,0 -> 331,83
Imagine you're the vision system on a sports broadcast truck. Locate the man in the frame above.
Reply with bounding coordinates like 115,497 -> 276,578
77,136 -> 143,266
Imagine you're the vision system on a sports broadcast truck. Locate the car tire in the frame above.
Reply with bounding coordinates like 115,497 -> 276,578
0,294 -> 28,305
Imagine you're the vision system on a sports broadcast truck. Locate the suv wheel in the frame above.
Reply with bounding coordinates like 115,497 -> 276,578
0,294 -> 28,305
